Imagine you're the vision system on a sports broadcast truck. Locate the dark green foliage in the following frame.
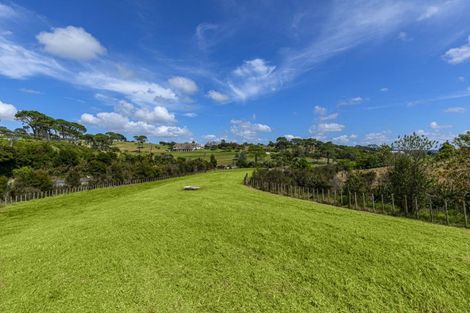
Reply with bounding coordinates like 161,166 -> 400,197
11,167 -> 53,195
210,154 -> 217,168
345,171 -> 376,193
65,169 -> 81,187
0,176 -> 7,198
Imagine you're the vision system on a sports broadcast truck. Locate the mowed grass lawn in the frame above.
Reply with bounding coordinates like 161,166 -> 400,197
1,170 -> 469,312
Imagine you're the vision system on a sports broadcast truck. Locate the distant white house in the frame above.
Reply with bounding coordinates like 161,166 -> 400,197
172,143 -> 203,152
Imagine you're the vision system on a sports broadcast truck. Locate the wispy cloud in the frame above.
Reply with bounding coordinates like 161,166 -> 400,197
445,106 -> 465,113
230,119 -> 271,140
443,35 -> 470,64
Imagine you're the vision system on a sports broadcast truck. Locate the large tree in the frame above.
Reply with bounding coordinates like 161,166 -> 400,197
15,110 -> 55,140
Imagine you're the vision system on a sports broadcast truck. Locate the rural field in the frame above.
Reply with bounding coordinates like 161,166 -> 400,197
113,142 -> 238,166
1,170 -> 469,312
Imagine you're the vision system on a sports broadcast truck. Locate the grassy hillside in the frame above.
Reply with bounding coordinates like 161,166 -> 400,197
113,142 -> 237,165
1,170 -> 469,312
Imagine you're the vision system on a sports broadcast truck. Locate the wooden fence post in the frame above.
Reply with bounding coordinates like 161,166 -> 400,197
404,195 -> 408,216
381,194 -> 385,214
429,197 -> 434,223
391,194 -> 395,213
372,194 -> 375,212
415,197 -> 419,219
348,191 -> 352,208
444,199 -> 449,225
463,200 -> 468,228
354,192 -> 358,210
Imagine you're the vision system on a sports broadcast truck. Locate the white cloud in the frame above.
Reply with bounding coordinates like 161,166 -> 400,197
285,134 -> 300,140
19,88 -> 42,95
417,6 -> 440,21
183,112 -> 197,118
207,90 -> 229,103
311,106 -> 341,135
363,131 -> 392,145
380,87 -> 389,92
233,58 -> 275,77
134,106 -> 176,124
76,72 -> 177,105
443,36 -> 470,64
114,100 -> 134,115
445,107 -> 465,113
314,105 -> 338,121
228,58 -> 279,101
0,3 -> 16,18
80,111 -> 189,137
230,119 -> 271,140
0,37 -> 65,79
430,121 -> 452,129
0,100 -> 17,120
457,76 -> 465,82
204,134 -> 217,141
37,26 -> 106,61
316,123 -> 345,133
332,134 -> 357,145
314,105 -> 327,115
168,76 -> 198,94
338,96 -> 364,106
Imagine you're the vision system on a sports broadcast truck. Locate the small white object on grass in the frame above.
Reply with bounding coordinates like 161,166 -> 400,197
183,186 -> 200,190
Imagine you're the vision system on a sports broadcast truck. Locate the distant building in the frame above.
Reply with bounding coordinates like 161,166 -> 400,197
172,143 -> 203,152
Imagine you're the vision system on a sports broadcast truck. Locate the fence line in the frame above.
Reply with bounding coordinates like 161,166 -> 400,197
243,176 -> 469,229
0,170 -> 210,207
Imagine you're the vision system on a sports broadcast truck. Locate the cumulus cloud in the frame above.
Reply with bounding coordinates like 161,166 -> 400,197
380,87 -> 389,92
332,134 -> 357,145
317,123 -> 345,133
0,100 -> 17,120
134,106 -> 176,124
284,134 -> 300,140
37,26 -> 106,61
168,76 -> 198,94
0,37 -> 65,79
363,131 -> 392,145
445,107 -> 465,113
443,36 -> 470,64
207,90 -> 229,103
310,105 -> 342,136
76,72 -> 177,105
230,119 -> 271,140
430,121 -> 452,129
80,111 -> 189,137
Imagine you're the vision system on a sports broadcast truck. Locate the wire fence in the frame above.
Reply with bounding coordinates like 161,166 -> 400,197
244,176 -> 469,229
0,170 -> 209,207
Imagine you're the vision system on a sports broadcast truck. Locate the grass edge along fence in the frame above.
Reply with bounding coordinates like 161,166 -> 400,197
0,170 -> 211,208
243,175 -> 469,229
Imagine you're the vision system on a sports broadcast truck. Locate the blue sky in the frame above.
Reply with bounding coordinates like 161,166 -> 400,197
0,0 -> 469,145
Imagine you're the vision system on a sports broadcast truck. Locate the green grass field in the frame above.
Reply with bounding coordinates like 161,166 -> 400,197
1,170 -> 469,312
113,142 -> 237,165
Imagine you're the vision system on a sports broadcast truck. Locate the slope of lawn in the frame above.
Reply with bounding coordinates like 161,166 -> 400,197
0,170 -> 469,312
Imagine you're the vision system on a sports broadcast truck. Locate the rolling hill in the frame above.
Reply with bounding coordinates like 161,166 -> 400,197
1,170 -> 469,312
